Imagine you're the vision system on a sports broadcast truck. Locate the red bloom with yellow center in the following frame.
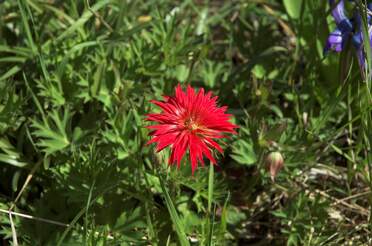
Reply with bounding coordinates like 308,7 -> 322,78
146,84 -> 238,173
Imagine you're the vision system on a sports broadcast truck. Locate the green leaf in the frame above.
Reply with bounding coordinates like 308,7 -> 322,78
56,0 -> 112,42
226,206 -> 246,225
283,0 -> 303,19
0,66 -> 21,81
0,138 -> 28,168
159,175 -> 190,246
0,153 -> 27,168
231,139 -> 257,165
31,108 -> 72,156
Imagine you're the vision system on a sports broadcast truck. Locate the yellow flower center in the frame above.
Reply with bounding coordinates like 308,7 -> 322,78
184,118 -> 199,131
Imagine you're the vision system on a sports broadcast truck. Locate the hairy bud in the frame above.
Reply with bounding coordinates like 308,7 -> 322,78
265,151 -> 284,182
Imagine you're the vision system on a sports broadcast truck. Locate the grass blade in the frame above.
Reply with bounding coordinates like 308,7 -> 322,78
158,174 -> 190,246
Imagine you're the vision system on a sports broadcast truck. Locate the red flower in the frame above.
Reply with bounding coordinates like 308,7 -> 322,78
146,84 -> 238,173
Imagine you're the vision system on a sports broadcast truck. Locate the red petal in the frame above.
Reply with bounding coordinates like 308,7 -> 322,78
204,138 -> 223,153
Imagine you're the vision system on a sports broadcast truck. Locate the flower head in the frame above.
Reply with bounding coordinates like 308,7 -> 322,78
146,84 -> 238,173
325,0 -> 353,53
351,4 -> 372,77
330,0 -> 350,25
325,0 -> 372,79
265,151 -> 284,182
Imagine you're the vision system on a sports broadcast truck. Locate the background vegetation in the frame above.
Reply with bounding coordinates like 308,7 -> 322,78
0,0 -> 371,245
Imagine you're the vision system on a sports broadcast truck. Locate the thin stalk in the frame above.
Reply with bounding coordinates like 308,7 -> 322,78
83,179 -> 96,245
206,163 -> 215,246
158,173 -> 190,246
207,164 -> 214,213
356,0 -> 372,228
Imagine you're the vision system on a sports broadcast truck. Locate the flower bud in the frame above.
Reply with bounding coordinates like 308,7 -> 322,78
265,151 -> 284,182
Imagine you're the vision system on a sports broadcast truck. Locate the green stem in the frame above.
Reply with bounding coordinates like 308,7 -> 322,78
158,173 -> 190,246
208,164 -> 214,213
206,164 -> 215,246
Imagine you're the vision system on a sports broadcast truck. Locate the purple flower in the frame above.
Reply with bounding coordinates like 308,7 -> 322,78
325,0 -> 372,78
330,0 -> 350,24
352,3 -> 372,76
352,32 -> 365,69
326,28 -> 348,52
325,0 -> 353,53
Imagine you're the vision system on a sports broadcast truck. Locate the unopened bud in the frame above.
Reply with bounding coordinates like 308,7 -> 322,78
265,151 -> 284,181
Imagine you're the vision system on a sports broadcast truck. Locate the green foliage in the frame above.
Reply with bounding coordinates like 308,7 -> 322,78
283,0 -> 303,19
0,0 -> 371,245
